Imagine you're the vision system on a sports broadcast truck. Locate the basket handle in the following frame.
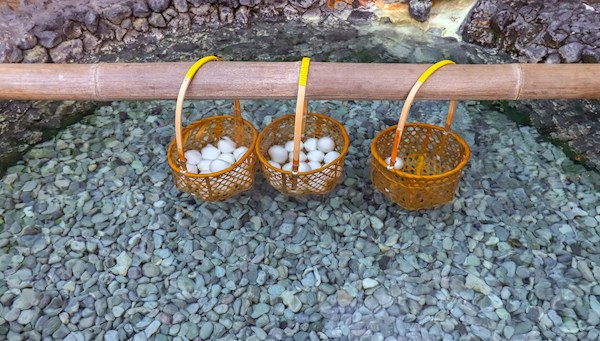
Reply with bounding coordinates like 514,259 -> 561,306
388,60 -> 457,170
291,57 -> 311,174
175,56 -> 243,169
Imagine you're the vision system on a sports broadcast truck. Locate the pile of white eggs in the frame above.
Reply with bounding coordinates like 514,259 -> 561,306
183,137 -> 248,174
267,136 -> 340,172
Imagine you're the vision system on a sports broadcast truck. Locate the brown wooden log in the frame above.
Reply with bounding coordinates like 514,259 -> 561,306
1,62 -> 600,101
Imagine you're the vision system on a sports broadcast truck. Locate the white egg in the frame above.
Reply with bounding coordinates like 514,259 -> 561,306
198,160 -> 212,173
185,163 -> 199,174
323,151 -> 341,165
317,136 -> 335,153
307,150 -> 325,163
268,145 -> 288,164
233,146 -> 248,161
218,153 -> 236,165
268,160 -> 281,169
282,163 -> 293,172
209,159 -> 231,173
285,140 -> 303,152
288,151 -> 307,162
298,162 -> 311,173
217,138 -> 237,154
304,138 -> 318,152
201,144 -> 221,160
385,156 -> 404,170
308,161 -> 322,171
184,150 -> 202,165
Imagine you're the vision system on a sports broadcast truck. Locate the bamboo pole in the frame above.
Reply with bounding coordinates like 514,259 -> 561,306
1,62 -> 600,101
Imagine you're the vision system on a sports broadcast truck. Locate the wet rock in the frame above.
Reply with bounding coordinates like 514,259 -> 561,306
408,0 -> 432,22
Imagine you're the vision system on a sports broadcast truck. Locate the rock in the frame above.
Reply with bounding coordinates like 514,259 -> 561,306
174,0 -> 189,12
582,49 -> 600,63
336,289 -> 353,307
362,278 -> 379,289
149,13 -> 167,27
22,46 -> 49,63
105,330 -> 119,341
18,309 -> 37,325
0,40 -> 22,63
111,251 -> 132,276
240,0 -> 260,7
133,0 -> 152,17
199,322 -> 214,339
465,273 -> 491,295
289,0 -> 312,9
251,303 -> 270,319
142,263 -> 161,277
219,6 -> 234,23
145,320 -> 161,337
559,42 -> 585,63
408,0 -> 432,22
148,0 -> 170,12
281,291 -> 302,312
35,30 -> 63,49
103,4 -> 133,25
84,10 -> 100,32
17,32 -> 37,50
49,39 -> 84,63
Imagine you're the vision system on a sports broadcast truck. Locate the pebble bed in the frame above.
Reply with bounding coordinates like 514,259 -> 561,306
1,94 -> 599,340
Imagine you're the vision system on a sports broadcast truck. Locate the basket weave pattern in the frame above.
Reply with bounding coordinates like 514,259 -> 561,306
371,123 -> 468,209
258,113 -> 348,195
168,115 -> 258,201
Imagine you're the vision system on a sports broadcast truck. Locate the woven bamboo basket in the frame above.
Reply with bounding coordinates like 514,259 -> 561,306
167,56 -> 258,201
371,60 -> 470,210
257,58 -> 349,196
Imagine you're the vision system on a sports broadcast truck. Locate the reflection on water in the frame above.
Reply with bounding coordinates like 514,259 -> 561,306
373,0 -> 479,38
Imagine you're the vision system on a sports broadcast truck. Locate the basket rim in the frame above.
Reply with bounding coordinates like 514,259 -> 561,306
256,112 -> 350,176
371,122 -> 471,180
167,115 -> 258,178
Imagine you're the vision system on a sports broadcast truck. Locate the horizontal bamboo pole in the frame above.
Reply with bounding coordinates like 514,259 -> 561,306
1,62 -> 600,101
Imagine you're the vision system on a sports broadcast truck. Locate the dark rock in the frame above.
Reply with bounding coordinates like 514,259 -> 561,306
63,21 -> 83,40
148,13 -> 167,27
542,30 -> 568,49
582,49 -> 600,63
558,42 -> 585,63
103,4 -> 133,25
235,6 -> 250,24
82,32 -> 100,52
23,46 -> 49,63
0,40 -> 23,63
35,30 -> 63,49
133,0 -> 152,17
148,0 -> 171,12
84,10 -> 100,32
490,9 -> 515,33
347,10 -> 373,22
240,0 -> 261,7
96,21 -> 116,40
49,39 -> 84,63
17,33 -> 37,50
174,0 -> 189,12
408,0 -> 431,22
520,44 -> 547,63
219,0 -> 240,8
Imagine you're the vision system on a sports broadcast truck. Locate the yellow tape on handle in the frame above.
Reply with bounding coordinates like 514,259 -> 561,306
298,57 -> 310,86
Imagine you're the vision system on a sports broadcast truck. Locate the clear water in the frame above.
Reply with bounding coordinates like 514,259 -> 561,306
1,20 -> 600,341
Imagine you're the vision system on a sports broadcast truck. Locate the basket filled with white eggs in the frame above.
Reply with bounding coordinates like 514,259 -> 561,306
257,112 -> 349,196
167,56 -> 258,201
